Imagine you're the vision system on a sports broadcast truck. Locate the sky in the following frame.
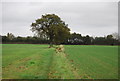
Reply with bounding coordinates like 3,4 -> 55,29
1,0 -> 118,37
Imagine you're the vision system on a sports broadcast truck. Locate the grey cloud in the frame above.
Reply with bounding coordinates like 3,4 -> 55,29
2,2 -> 118,37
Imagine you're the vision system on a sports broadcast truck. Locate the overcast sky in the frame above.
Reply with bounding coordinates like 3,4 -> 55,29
1,1 -> 118,37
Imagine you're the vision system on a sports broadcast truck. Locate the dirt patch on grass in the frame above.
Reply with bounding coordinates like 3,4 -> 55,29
17,66 -> 28,71
48,47 -> 82,79
49,45 -> 92,79
19,58 -> 31,62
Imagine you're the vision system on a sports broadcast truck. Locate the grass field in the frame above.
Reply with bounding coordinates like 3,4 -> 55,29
2,44 -> 118,79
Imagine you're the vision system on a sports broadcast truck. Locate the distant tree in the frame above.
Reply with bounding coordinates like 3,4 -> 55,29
2,36 -> 9,42
93,37 -> 106,45
107,35 -> 113,39
82,35 -> 92,45
31,14 -> 70,47
68,32 -> 83,44
16,36 -> 24,42
0,35 -> 1,43
7,33 -> 14,40
85,35 -> 92,45
112,32 -> 120,41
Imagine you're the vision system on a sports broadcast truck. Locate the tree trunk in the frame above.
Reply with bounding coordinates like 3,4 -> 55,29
49,42 -> 53,48
49,36 -> 54,48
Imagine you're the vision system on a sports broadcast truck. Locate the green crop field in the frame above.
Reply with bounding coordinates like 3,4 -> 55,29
2,44 -> 118,79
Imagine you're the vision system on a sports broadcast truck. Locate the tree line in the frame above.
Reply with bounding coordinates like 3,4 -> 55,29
1,14 -> 120,45
1,32 -> 119,45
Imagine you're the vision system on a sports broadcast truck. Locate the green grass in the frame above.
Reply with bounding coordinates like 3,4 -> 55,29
2,44 -> 118,79
65,45 -> 118,79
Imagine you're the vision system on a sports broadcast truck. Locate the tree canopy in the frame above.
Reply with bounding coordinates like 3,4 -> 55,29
31,14 -> 70,47
2,32 -> 120,45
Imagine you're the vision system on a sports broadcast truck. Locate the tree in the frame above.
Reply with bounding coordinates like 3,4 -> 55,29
107,35 -> 113,39
31,14 -> 70,47
82,35 -> 92,45
53,25 -> 70,45
7,33 -> 14,40
68,32 -> 83,45
106,34 -> 116,45
93,37 -> 106,45
112,32 -> 120,41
